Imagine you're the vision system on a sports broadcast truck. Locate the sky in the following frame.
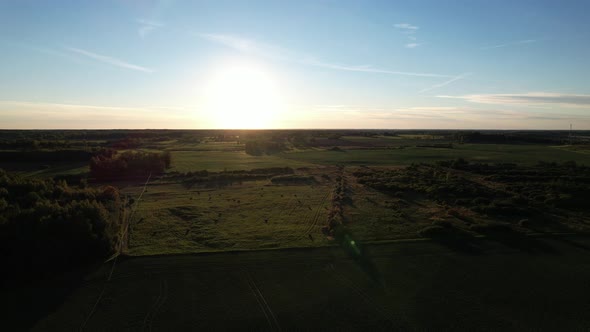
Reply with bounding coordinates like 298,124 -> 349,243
1,0 -> 590,129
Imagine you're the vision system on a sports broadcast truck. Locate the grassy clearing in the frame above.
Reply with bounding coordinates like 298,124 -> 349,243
123,174 -> 336,255
122,166 -> 459,256
169,150 -> 315,172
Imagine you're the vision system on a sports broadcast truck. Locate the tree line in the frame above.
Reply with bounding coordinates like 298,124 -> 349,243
90,151 -> 171,181
0,170 -> 125,281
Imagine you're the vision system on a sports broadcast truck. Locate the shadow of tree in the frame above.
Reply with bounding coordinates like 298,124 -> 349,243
1,263 -> 101,331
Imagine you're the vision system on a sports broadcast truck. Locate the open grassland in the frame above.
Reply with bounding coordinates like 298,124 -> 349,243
5,130 -> 590,330
120,166 -> 455,256
118,160 -> 590,256
169,150 -> 315,172
280,144 -> 590,166
122,171 -> 337,256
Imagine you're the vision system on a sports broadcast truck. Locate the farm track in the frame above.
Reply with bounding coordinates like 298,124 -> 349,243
142,279 -> 168,332
327,265 -> 397,327
302,189 -> 331,237
244,270 -> 281,332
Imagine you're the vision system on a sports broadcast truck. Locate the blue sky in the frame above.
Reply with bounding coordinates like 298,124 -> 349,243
1,0 -> 590,129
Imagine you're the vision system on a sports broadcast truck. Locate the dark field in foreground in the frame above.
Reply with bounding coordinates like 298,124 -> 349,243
9,235 -> 590,331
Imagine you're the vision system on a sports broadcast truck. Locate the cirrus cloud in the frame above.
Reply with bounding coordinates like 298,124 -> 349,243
438,92 -> 590,108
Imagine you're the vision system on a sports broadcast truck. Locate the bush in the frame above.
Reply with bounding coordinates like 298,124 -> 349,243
245,140 -> 285,155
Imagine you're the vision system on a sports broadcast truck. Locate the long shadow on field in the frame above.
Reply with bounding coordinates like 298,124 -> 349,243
539,234 -> 590,252
471,225 -> 558,254
418,225 -> 484,255
0,264 -> 98,331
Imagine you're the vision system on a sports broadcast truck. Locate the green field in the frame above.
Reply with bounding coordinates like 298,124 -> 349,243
169,150 -> 315,172
4,130 -> 590,331
4,132 -> 590,258
280,144 -> 590,166
121,166 -> 449,256
123,177 -> 335,256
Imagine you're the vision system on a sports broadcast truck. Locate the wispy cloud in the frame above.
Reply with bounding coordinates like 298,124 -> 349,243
65,47 -> 153,73
419,73 -> 472,93
0,100 -> 190,129
438,92 -> 590,108
0,100 -> 184,113
480,39 -> 537,50
395,22 -> 422,48
137,19 -> 164,39
200,33 -> 452,78
394,23 -> 419,32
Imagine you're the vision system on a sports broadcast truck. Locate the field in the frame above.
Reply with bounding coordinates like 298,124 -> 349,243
13,236 -> 590,331
124,176 -> 335,255
3,131 -> 590,256
280,143 -> 590,166
169,150 -> 314,172
2,129 -> 590,330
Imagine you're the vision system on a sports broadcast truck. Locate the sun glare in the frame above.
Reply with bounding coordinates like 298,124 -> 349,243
202,64 -> 284,129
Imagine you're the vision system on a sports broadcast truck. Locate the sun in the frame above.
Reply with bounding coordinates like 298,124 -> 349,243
202,63 -> 283,129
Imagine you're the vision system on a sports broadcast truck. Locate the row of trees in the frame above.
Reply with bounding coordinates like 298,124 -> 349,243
0,150 -> 94,163
245,140 -> 285,155
90,151 -> 171,181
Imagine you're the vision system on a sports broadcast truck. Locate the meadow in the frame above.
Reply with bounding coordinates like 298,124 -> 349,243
280,143 -> 590,166
3,130 -> 590,257
3,129 -> 590,330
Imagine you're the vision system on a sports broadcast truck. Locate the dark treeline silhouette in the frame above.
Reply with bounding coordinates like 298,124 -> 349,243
454,131 -> 571,144
0,150 -> 95,163
245,140 -> 285,155
0,170 -> 124,282
90,151 -> 171,181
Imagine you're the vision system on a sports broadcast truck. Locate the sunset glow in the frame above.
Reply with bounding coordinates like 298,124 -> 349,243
202,64 -> 284,129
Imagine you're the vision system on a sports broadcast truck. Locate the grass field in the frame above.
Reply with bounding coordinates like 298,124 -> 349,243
4,131 -> 590,330
169,150 -> 315,172
121,166 -> 460,256
123,172 -> 336,255
280,144 -> 590,166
